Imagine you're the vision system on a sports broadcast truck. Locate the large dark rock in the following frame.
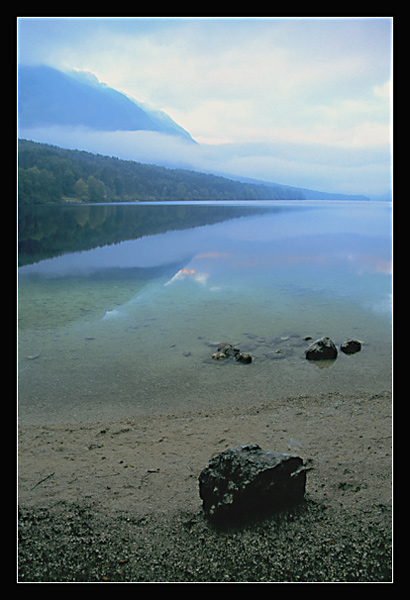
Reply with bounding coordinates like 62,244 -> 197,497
304,336 -> 338,361
198,444 -> 306,522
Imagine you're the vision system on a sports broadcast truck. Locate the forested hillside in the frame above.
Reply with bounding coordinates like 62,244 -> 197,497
18,139 -> 304,204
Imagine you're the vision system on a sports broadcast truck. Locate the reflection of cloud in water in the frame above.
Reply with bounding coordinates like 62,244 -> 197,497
366,293 -> 392,315
102,309 -> 122,320
348,254 -> 392,275
165,251 -> 237,288
165,267 -> 209,286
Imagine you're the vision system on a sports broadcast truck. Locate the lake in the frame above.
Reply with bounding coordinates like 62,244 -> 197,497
18,200 -> 392,425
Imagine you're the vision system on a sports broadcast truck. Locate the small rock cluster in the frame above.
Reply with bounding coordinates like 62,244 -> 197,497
211,343 -> 252,364
304,336 -> 362,361
210,336 -> 361,365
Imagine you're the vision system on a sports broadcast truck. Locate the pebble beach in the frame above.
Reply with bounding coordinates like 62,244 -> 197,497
18,389 -> 392,582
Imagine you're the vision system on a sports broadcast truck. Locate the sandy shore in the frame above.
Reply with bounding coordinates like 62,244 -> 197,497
18,390 -> 392,582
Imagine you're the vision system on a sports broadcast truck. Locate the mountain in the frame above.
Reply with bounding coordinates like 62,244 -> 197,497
18,65 -> 196,143
17,65 -> 377,202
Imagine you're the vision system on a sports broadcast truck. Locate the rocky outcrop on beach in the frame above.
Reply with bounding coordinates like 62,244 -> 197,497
198,444 -> 306,522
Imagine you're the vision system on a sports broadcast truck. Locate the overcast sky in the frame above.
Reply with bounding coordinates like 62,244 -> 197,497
17,17 -> 393,197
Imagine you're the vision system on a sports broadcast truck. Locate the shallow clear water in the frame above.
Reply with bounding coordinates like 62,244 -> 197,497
18,201 -> 392,424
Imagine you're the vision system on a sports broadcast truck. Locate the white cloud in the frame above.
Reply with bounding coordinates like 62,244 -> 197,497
374,81 -> 391,99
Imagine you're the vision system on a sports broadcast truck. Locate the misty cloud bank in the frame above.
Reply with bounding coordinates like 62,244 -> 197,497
18,126 -> 391,198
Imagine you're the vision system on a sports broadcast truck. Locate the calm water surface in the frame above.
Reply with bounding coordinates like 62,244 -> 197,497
18,201 -> 392,424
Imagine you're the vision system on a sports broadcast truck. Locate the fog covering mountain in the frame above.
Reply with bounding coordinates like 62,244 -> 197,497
17,65 -> 373,202
18,65 -> 196,142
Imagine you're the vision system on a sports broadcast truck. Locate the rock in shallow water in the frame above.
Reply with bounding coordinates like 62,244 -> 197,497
217,343 -> 240,357
198,444 -> 306,522
304,336 -> 338,361
211,343 -> 252,364
340,339 -> 362,354
235,352 -> 252,364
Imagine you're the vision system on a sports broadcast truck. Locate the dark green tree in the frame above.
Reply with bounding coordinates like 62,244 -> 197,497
87,175 -> 106,202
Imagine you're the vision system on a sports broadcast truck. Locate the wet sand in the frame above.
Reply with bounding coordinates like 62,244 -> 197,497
18,389 -> 392,582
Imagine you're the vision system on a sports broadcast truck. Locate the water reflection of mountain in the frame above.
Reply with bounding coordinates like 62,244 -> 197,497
18,203 -> 273,267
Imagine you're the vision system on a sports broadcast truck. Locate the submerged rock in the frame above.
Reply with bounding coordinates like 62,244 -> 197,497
198,444 -> 306,522
264,348 -> 293,360
340,339 -> 362,354
304,336 -> 338,361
